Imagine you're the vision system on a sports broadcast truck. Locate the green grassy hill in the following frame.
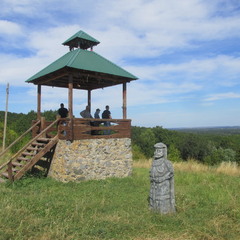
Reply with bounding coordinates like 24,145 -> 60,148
0,167 -> 239,240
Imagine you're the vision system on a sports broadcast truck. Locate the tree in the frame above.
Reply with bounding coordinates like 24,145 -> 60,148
168,144 -> 182,162
140,128 -> 157,158
204,147 -> 236,165
178,134 -> 210,162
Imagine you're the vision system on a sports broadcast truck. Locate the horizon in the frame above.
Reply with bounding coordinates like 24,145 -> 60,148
1,109 -> 240,131
1,1 -> 240,128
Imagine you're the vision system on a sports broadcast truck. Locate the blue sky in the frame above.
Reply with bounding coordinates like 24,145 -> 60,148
1,0 -> 240,128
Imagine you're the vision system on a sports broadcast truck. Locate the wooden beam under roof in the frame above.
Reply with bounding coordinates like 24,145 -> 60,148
30,67 -> 133,90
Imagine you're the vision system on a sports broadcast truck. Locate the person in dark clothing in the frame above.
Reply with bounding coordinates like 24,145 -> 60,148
102,105 -> 111,119
58,103 -> 68,118
102,105 -> 111,135
57,103 -> 68,136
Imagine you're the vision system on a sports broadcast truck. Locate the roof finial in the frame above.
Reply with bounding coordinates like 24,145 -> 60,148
62,30 -> 100,51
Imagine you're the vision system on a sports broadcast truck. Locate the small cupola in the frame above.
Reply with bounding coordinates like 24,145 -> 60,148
62,30 -> 100,51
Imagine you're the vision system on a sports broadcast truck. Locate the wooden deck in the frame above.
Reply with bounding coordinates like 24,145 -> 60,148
32,118 -> 131,141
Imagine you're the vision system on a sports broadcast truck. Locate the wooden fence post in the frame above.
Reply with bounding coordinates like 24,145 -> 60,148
7,162 -> 13,182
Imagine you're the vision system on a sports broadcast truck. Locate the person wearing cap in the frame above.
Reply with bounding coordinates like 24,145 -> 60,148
94,108 -> 101,119
58,103 -> 68,118
102,105 -> 111,135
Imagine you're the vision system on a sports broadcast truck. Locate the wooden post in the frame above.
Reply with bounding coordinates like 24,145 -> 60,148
123,82 -> 127,119
68,74 -> 73,141
40,117 -> 46,137
7,162 -> 13,182
2,83 -> 9,151
68,74 -> 73,118
37,85 -> 41,120
88,90 -> 91,112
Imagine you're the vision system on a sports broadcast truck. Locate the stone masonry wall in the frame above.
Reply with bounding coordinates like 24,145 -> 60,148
48,138 -> 132,182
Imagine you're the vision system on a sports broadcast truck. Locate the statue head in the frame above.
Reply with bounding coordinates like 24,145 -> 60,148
154,142 -> 167,160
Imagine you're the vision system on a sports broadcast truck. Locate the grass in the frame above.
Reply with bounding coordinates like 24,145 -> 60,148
0,163 -> 239,240
134,159 -> 240,177
0,148 -> 11,166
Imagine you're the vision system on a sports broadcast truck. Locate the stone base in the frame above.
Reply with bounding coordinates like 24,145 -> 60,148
48,138 -> 132,182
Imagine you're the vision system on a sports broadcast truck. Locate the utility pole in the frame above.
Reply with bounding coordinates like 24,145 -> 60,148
2,83 -> 9,151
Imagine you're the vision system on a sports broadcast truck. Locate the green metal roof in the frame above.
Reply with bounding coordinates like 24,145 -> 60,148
26,49 -> 137,82
62,30 -> 100,49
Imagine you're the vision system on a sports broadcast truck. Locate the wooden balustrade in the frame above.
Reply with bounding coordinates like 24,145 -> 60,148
32,118 -> 131,140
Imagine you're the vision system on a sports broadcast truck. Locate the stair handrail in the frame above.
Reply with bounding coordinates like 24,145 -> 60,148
0,120 -> 41,158
0,119 -> 59,171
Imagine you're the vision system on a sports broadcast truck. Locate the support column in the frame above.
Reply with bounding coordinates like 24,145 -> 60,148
37,85 -> 41,120
122,82 -> 127,119
68,74 -> 73,118
88,90 -> 91,112
68,74 -> 73,141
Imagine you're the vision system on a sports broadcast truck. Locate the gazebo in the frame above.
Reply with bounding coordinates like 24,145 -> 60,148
25,30 -> 138,182
26,30 -> 137,141
0,30 -> 138,182
0,31 -> 137,182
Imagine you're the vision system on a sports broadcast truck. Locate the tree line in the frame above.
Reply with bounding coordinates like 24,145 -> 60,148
1,111 -> 240,165
132,126 -> 240,165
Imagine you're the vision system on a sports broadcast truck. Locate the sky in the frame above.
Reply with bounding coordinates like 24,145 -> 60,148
1,0 -> 240,128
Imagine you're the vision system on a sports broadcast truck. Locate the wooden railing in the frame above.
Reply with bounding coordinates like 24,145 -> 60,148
0,120 -> 41,159
72,118 -> 131,140
0,119 -> 59,181
32,118 -> 131,140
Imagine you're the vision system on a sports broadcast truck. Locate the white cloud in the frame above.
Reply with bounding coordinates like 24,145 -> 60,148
27,26 -> 80,58
1,0 -> 240,127
204,92 -> 240,102
0,20 -> 22,35
90,0 -> 240,61
127,81 -> 202,107
0,54 -> 49,86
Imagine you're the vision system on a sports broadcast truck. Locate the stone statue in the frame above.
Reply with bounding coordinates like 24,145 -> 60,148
149,142 -> 176,214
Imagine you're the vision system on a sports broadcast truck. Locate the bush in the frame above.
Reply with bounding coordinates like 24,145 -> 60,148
132,144 -> 147,160
204,147 -> 236,166
168,144 -> 182,162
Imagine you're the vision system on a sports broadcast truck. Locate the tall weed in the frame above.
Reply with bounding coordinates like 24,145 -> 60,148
134,158 -> 240,177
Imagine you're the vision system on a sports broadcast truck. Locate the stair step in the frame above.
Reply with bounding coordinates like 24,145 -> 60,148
17,157 -> 31,161
12,162 -> 23,167
37,138 -> 51,142
1,168 -> 18,178
27,147 -> 40,151
31,142 -> 45,147
22,152 -> 34,156
0,134 -> 58,182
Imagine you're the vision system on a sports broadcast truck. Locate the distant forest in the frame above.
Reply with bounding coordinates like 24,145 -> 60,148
1,110 -> 240,166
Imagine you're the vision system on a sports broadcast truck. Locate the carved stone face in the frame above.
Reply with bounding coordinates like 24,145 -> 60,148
154,148 -> 164,159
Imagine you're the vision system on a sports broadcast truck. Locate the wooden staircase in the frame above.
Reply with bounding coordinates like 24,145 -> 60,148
0,119 -> 59,182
